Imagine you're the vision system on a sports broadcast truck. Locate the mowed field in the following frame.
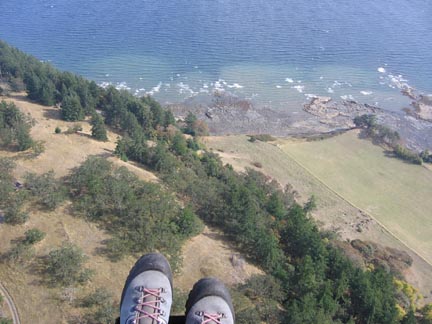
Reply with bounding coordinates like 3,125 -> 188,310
279,130 -> 432,265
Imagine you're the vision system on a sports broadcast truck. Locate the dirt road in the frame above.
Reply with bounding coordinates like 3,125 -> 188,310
0,282 -> 20,324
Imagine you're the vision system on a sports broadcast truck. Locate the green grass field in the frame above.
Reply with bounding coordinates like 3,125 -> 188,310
280,131 -> 432,265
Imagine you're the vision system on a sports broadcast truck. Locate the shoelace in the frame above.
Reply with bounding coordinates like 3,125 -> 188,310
133,288 -> 165,324
201,312 -> 224,324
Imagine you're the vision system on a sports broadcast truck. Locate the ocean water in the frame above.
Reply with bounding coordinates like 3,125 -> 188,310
1,0 -> 431,113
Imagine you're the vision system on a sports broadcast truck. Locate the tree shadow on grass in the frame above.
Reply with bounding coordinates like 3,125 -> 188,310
42,107 -> 62,121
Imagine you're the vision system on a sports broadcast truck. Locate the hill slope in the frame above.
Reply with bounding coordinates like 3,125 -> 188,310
205,133 -> 432,301
0,95 -> 261,323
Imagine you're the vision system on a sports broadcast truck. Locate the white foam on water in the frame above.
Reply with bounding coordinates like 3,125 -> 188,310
360,91 -> 373,96
340,94 -> 355,101
227,83 -> 244,89
319,76 -> 324,80
292,85 -> 305,93
333,80 -> 342,87
305,93 -> 318,99
327,87 -> 334,94
377,67 -> 386,73
146,82 -> 162,95
285,78 -> 294,83
388,74 -> 410,90
177,82 -> 197,96
116,82 -> 131,91
213,80 -> 227,91
276,85 -> 282,89
99,81 -> 111,89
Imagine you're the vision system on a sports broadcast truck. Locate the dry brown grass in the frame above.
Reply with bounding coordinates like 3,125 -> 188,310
175,226 -> 263,291
0,95 -> 262,322
0,94 -> 158,182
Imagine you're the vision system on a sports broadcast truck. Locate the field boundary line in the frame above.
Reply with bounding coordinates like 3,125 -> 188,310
279,145 -> 432,268
0,281 -> 21,324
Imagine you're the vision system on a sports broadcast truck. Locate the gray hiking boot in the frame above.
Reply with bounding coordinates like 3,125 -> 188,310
185,278 -> 235,324
120,253 -> 173,324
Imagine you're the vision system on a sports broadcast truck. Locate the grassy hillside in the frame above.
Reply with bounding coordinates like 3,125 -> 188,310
0,95 -> 261,323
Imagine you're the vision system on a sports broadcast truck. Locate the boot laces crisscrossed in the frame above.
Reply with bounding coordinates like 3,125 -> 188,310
132,287 -> 165,324
200,312 -> 224,324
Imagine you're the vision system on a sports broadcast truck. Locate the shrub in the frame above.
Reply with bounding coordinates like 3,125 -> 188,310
393,145 -> 422,165
0,100 -> 34,151
31,140 -> 45,157
187,137 -> 200,151
177,206 -> 204,237
4,192 -> 28,225
354,114 -> 377,128
55,126 -> 61,134
80,288 -> 112,308
25,171 -> 66,210
45,243 -> 92,286
0,157 -> 15,207
23,228 -> 46,245
5,243 -> 34,264
83,303 -> 116,324
249,134 -> 275,142
303,195 -> 317,213
65,124 -> 83,134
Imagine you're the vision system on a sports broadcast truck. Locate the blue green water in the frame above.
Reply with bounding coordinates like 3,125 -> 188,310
1,0 -> 431,112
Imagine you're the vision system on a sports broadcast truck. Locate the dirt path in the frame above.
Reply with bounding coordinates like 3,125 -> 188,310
0,282 -> 20,324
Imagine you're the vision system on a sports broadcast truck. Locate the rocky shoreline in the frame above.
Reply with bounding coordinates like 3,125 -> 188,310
169,89 -> 432,151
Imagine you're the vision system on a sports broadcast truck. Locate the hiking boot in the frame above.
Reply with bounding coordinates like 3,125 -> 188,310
120,253 -> 173,324
185,278 -> 235,324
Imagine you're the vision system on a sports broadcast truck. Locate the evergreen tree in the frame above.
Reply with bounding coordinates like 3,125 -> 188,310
184,112 -> 197,135
171,132 -> 188,156
90,113 -> 108,141
61,91 -> 85,121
